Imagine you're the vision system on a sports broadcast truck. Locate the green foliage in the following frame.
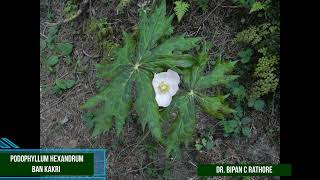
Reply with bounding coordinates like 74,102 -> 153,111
234,17 -> 279,100
63,0 -> 78,19
55,79 -> 76,90
42,78 -> 76,95
232,0 -> 255,7
86,18 -> 112,40
195,128 -> 215,151
137,0 -> 151,12
82,112 -> 94,129
222,119 -> 241,134
46,10 -> 55,22
116,0 -> 131,13
164,42 -> 238,155
47,56 -> 59,67
145,160 -> 172,179
232,0 -> 269,13
221,117 -> 252,137
248,98 -> 265,111
56,42 -> 74,56
250,49 -> 279,99
46,27 -> 59,50
174,1 -> 190,22
241,126 -> 251,137
146,167 -> 158,178
85,18 -> 117,59
40,26 -> 74,73
51,79 -> 76,94
231,84 -> 246,102
238,48 -> 253,64
234,23 -> 278,46
221,86 -> 253,137
234,26 -> 261,45
197,0 -> 209,11
82,1 -> 201,140
249,1 -> 267,13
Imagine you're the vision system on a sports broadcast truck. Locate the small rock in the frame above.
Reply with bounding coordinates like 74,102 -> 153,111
60,116 -> 69,125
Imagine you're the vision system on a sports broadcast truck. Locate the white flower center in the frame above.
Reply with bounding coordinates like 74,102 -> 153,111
158,82 -> 170,93
188,90 -> 194,96
134,63 -> 140,70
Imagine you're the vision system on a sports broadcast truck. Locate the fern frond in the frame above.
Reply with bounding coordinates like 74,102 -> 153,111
250,53 -> 279,99
174,1 -> 190,22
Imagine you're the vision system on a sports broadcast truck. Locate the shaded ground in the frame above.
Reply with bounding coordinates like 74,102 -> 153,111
40,0 -> 280,179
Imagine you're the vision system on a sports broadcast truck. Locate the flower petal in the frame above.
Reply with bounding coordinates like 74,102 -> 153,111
155,93 -> 172,107
166,69 -> 180,84
152,74 -> 163,89
168,81 -> 179,96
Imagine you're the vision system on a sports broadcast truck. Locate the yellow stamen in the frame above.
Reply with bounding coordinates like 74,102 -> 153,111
158,82 -> 170,93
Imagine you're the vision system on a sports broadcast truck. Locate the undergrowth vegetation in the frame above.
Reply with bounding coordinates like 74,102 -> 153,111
41,0 -> 280,173
234,0 -> 279,101
77,0 -> 280,157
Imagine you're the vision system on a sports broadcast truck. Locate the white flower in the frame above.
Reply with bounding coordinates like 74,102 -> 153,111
152,69 -> 180,107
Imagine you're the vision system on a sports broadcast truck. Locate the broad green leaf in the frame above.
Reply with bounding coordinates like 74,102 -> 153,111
81,85 -> 111,110
82,112 -> 94,129
137,0 -> 173,60
231,85 -> 246,101
90,71 -> 133,137
92,107 -> 113,137
206,139 -> 214,150
47,55 -> 59,66
196,60 -> 239,90
48,27 -> 58,39
183,41 -> 212,89
97,32 -> 135,79
135,70 -> 162,140
145,54 -> 195,69
253,99 -> 265,111
152,36 -> 200,55
55,79 -> 75,90
47,27 -> 58,49
166,95 -> 196,155
222,120 -> 239,134
56,42 -> 73,55
198,95 -> 235,120
242,127 -> 251,137
248,99 -> 255,107
235,105 -> 243,118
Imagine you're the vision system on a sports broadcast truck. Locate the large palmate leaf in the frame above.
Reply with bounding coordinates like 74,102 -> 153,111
82,70 -> 133,137
82,1 -> 200,140
135,70 -> 162,140
165,95 -> 196,155
165,42 -> 238,155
